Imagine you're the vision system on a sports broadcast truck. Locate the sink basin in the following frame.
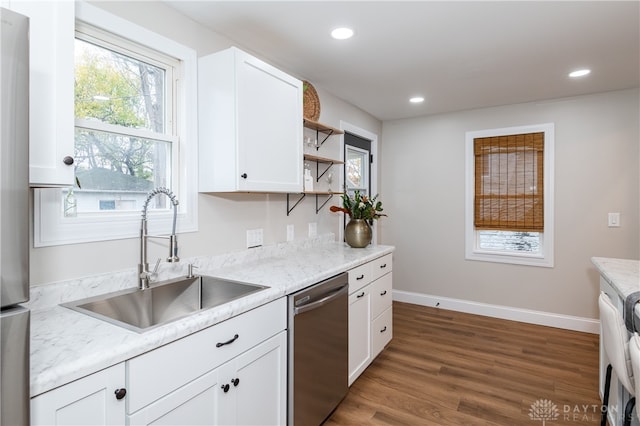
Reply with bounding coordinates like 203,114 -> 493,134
62,275 -> 268,333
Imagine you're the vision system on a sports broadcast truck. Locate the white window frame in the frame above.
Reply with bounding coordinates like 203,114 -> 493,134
34,2 -> 198,247
464,123 -> 554,267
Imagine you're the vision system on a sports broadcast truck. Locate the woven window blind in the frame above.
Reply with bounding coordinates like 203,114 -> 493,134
474,132 -> 544,232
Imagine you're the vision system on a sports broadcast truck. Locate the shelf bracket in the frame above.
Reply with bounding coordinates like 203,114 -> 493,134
316,161 -> 335,181
315,128 -> 335,150
286,193 -> 306,216
315,193 -> 334,214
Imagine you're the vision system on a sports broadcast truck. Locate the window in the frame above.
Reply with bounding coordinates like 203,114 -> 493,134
72,26 -> 177,214
34,3 -> 198,246
465,123 -> 554,267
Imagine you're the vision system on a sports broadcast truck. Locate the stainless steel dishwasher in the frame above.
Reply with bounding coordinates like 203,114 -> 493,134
288,272 -> 349,426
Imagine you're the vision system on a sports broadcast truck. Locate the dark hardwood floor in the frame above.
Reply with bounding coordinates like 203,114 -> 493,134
326,301 -> 601,425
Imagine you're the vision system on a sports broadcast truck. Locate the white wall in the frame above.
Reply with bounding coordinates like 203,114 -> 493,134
381,88 -> 640,319
29,1 -> 382,285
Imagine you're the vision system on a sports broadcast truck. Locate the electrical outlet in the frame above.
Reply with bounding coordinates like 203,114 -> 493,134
286,224 -> 294,242
308,222 -> 317,238
246,228 -> 264,248
608,212 -> 621,228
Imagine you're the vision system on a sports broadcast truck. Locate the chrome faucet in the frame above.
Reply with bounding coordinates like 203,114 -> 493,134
138,187 -> 180,289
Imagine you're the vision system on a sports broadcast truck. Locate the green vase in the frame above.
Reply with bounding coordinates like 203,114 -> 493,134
345,219 -> 372,248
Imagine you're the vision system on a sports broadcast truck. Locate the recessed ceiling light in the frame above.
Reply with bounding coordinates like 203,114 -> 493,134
409,96 -> 425,104
331,27 -> 354,40
569,69 -> 591,78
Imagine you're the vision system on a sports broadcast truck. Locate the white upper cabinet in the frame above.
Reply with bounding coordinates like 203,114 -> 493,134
198,47 -> 303,193
7,0 -> 75,187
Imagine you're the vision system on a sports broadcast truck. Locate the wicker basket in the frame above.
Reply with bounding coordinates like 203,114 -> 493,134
303,81 -> 320,121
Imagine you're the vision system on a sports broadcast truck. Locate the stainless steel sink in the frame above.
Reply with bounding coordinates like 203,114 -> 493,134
62,276 -> 267,333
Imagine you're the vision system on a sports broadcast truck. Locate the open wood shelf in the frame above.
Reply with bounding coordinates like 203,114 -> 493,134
303,119 -> 344,135
304,154 -> 344,164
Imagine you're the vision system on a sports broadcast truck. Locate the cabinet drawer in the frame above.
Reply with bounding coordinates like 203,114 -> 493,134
370,254 -> 392,282
371,306 -> 393,358
349,262 -> 371,294
370,272 -> 392,320
127,298 -> 286,414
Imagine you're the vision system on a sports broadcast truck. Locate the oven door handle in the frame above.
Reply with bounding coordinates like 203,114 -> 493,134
293,283 -> 348,315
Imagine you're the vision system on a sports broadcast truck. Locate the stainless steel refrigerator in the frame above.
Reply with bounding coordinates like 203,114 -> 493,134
0,7 -> 31,426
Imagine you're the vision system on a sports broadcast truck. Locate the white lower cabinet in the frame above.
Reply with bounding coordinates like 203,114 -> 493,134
129,331 -> 286,426
31,298 -> 286,426
348,254 -> 393,386
348,286 -> 371,385
31,364 -> 126,425
217,331 -> 287,425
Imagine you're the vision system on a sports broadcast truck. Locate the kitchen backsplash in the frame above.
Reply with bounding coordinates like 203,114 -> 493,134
27,233 -> 336,311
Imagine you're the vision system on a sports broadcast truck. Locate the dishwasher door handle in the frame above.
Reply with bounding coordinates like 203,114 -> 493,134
294,284 -> 348,315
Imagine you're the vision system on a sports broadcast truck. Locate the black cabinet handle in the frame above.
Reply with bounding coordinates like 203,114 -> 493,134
356,274 -> 364,280
63,156 -> 74,166
380,326 -> 387,333
221,383 -> 230,393
114,388 -> 126,400
380,290 -> 387,296
232,378 -> 240,387
357,291 -> 365,298
380,263 -> 387,269
240,173 -> 248,179
216,334 -> 239,348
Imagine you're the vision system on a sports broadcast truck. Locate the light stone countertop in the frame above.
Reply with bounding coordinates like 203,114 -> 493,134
29,237 -> 394,398
591,257 -> 640,300
591,257 -> 640,331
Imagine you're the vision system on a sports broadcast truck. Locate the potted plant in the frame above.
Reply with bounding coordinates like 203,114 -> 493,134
330,190 -> 386,248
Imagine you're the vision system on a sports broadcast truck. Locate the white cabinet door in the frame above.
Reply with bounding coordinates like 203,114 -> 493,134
31,364 -> 126,426
348,286 -> 371,386
216,331 -> 287,426
8,0 -> 75,187
198,47 -> 303,193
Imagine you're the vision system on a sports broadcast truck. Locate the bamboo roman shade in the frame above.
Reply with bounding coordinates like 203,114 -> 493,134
474,132 -> 544,232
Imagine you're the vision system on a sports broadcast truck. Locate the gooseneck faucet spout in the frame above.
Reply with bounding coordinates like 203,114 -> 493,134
139,187 -> 180,289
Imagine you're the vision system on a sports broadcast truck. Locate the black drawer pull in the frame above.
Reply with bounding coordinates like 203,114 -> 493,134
380,264 -> 387,269
357,291 -> 365,298
380,290 -> 387,296
356,274 -> 364,280
380,326 -> 387,333
221,383 -> 230,393
216,334 -> 239,348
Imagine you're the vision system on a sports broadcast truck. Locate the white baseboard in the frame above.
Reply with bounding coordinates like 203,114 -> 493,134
393,290 -> 600,334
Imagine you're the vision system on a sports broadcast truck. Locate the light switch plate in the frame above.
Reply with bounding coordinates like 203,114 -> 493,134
608,212 -> 620,228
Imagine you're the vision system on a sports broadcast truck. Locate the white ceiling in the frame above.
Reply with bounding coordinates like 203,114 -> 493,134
165,1 -> 640,121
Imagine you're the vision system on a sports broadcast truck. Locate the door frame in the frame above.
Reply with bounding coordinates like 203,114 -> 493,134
339,121 -> 379,245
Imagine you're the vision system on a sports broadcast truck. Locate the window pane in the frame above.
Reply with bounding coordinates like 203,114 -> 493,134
71,128 -> 171,213
346,148 -> 367,193
75,38 -> 166,133
478,230 -> 541,253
